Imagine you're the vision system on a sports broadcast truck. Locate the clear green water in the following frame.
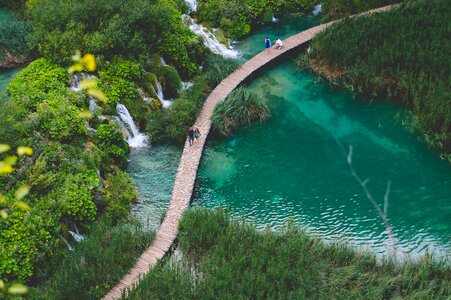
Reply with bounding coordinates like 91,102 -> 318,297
0,8 -> 21,101
129,14 -> 451,258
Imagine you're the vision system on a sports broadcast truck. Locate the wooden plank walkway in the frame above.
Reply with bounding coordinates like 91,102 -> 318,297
102,5 -> 395,299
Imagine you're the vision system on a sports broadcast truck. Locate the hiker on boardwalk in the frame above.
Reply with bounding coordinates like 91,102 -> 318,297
264,37 -> 271,50
187,126 -> 194,147
194,128 -> 201,143
273,38 -> 283,49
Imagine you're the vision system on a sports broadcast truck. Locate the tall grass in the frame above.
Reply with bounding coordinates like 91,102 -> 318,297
31,217 -> 154,300
212,87 -> 271,136
307,0 -> 450,158
204,56 -> 240,87
126,208 -> 450,299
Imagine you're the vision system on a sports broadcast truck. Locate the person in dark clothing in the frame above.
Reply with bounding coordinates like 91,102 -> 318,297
265,37 -> 271,49
187,126 -> 194,146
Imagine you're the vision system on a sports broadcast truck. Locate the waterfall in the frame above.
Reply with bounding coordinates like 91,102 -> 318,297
181,15 -> 240,59
68,225 -> 85,243
272,13 -> 279,23
116,103 -> 147,148
185,0 -> 197,13
182,81 -> 193,90
137,88 -> 151,104
61,236 -> 74,251
312,4 -> 322,16
155,80 -> 173,108
71,74 -> 102,115
160,57 -> 168,67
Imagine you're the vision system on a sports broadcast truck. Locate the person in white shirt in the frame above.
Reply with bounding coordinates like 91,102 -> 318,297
273,38 -> 283,49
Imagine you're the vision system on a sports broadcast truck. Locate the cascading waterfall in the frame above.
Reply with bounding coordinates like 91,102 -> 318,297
71,74 -> 102,132
61,236 -> 74,251
312,4 -> 322,16
68,225 -> 85,243
155,80 -> 173,108
137,88 -> 151,104
272,13 -> 279,23
181,0 -> 239,59
182,81 -> 193,90
116,103 -> 147,148
182,15 -> 240,59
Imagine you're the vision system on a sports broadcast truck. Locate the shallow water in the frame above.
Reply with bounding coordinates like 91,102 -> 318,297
192,61 -> 451,259
0,8 -> 21,100
129,14 -> 450,259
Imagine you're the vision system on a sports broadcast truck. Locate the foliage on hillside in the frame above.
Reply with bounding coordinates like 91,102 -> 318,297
196,0 -> 317,38
0,18 -> 33,68
304,0 -> 450,157
127,208 -> 451,299
28,0 -> 202,78
212,87 -> 271,136
0,58 -> 136,283
321,0 -> 401,19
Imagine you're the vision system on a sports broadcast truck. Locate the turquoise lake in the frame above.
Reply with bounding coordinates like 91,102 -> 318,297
128,15 -> 451,259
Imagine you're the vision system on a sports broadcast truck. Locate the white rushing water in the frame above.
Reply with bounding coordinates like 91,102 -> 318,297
137,88 -> 151,104
182,81 -> 193,90
155,80 -> 173,108
272,13 -> 279,23
185,0 -> 197,13
182,15 -> 240,59
312,4 -> 322,16
116,103 -> 148,148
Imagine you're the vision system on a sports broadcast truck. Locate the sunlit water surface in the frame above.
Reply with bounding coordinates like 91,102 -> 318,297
129,14 -> 450,259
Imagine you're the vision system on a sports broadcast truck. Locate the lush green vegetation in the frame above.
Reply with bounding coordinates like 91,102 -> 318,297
0,57 -> 138,286
0,17 -> 33,68
29,0 -> 202,78
32,217 -> 154,300
147,57 -> 239,143
196,0 -> 317,38
212,87 -> 271,136
304,0 -> 450,158
321,0 -> 401,19
126,208 -> 451,299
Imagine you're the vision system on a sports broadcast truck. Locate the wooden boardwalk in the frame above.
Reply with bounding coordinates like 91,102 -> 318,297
102,5 -> 395,299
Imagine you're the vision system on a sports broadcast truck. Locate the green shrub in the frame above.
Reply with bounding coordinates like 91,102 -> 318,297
0,18 -> 33,62
95,123 -> 129,167
212,87 -> 270,136
33,217 -> 154,300
321,0 -> 401,20
101,171 -> 137,221
7,58 -> 68,110
204,56 -> 240,87
162,65 -> 182,99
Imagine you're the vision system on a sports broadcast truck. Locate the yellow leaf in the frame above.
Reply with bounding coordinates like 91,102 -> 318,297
78,110 -> 93,119
8,283 -> 28,295
81,53 -> 96,72
78,78 -> 98,90
0,210 -> 7,219
0,195 -> 5,204
0,165 -> 14,174
15,201 -> 31,211
4,156 -> 17,165
71,50 -> 81,62
68,63 -> 83,74
0,279 -> 4,289
17,146 -> 33,156
0,144 -> 11,154
87,88 -> 107,104
15,186 -> 30,201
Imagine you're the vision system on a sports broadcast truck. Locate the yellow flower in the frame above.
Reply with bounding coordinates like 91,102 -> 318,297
17,146 -> 33,157
81,53 -> 96,72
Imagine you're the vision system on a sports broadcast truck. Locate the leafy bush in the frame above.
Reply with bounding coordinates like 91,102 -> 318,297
162,65 -> 182,99
7,58 -> 68,110
204,56 -> 240,87
95,123 -> 129,167
0,18 -> 33,63
307,0 -> 450,156
33,217 -> 154,300
321,0 -> 401,19
127,208 -> 451,299
101,171 -> 137,221
212,87 -> 270,136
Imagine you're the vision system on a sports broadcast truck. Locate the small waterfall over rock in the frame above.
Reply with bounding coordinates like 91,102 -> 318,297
68,225 -> 85,243
61,236 -> 74,251
155,80 -> 173,108
272,13 -> 279,23
182,15 -> 240,59
137,88 -> 151,104
312,4 -> 322,16
182,81 -> 193,90
185,0 -> 197,13
116,103 -> 147,148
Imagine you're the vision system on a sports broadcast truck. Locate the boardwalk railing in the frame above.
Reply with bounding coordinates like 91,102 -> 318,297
102,5 -> 395,299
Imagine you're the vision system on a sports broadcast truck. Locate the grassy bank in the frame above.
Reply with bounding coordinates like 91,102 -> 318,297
126,209 -> 450,299
31,217 -> 154,300
301,0 -> 450,159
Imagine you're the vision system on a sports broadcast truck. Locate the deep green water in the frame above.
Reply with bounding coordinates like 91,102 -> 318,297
0,8 -> 21,100
128,15 -> 451,258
